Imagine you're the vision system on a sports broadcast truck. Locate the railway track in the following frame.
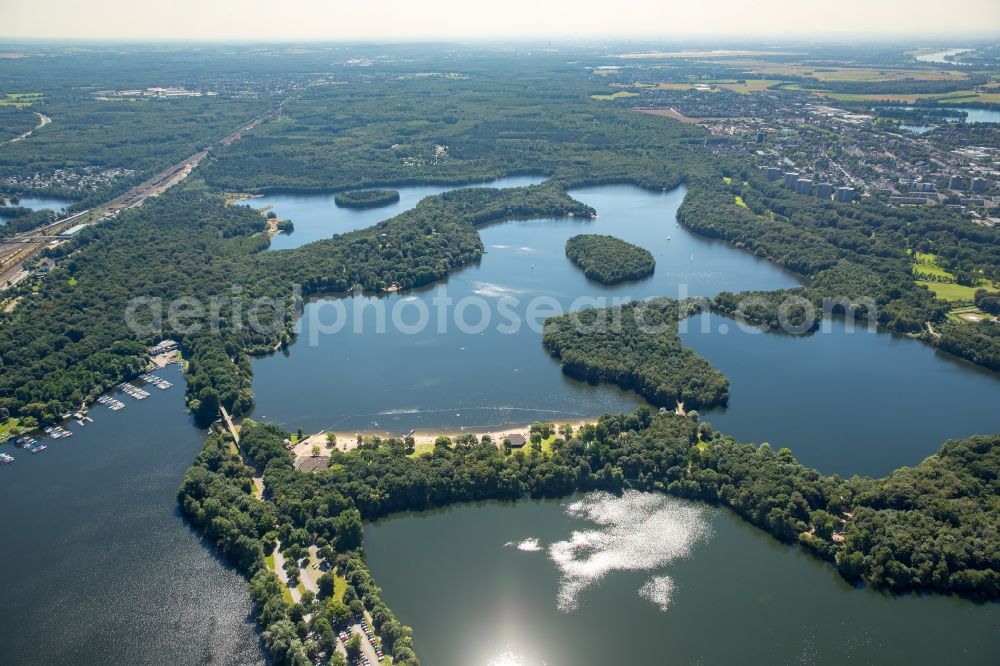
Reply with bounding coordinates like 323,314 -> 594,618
0,103 -> 283,291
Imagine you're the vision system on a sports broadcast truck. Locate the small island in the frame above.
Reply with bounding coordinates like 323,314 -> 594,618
334,188 -> 401,209
565,234 -> 655,285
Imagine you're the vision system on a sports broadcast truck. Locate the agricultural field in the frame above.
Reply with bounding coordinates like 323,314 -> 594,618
715,61 -> 970,82
821,89 -> 1000,104
0,92 -> 42,107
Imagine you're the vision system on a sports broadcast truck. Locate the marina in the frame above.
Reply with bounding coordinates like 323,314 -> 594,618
1,374 -> 174,466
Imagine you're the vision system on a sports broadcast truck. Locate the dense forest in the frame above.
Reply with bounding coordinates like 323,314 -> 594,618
542,298 -> 729,409
333,189 -> 400,208
564,233 -> 655,284
177,407 -> 1000,664
0,106 -> 39,143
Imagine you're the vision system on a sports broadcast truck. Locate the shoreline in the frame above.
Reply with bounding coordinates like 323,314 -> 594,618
289,417 -> 602,460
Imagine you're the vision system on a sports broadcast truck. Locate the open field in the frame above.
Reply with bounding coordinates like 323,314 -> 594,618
590,90 -> 639,100
714,61 -> 969,82
911,252 -> 956,280
635,107 -> 701,123
821,90 -> 1000,104
0,92 -> 42,107
918,280 -> 985,302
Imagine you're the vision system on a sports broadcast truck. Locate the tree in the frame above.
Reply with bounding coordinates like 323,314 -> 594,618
326,432 -> 337,449
312,444 -> 321,457
318,572 -> 335,599
346,634 -> 362,660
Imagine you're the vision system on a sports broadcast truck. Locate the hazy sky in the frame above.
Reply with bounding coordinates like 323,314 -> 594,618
1,0 -> 998,40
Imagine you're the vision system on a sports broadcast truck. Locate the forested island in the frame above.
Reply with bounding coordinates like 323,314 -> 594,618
178,409 -> 1000,665
333,189 -> 401,208
542,298 -> 729,409
565,234 -> 655,284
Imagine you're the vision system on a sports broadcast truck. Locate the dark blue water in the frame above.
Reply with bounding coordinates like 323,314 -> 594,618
0,365 -> 263,666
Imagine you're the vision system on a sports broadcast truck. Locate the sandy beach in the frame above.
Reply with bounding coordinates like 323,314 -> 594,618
289,417 -> 600,459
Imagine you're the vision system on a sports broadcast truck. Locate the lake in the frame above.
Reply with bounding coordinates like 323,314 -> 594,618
365,492 -> 1000,666
250,183 -> 804,434
3,180 -> 998,665
879,105 -> 1000,125
0,195 -> 72,224
0,365 -> 263,666
251,183 -> 1000,478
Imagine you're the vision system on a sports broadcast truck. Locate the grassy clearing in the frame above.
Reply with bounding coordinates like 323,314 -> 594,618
408,442 -> 435,458
917,280 -> 981,301
913,264 -> 954,279
591,91 -> 639,101
0,418 -> 23,441
334,571 -> 347,601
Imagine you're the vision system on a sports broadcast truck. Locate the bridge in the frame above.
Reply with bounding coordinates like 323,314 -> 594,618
220,405 -> 241,446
